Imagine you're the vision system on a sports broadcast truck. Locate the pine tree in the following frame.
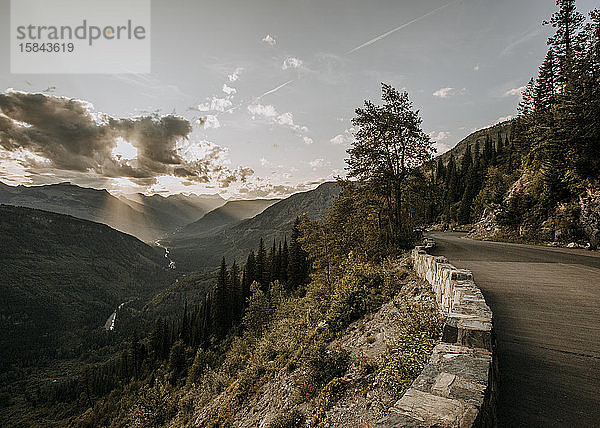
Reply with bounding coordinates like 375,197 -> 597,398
256,238 -> 267,291
211,257 -> 229,338
229,261 -> 242,323
280,237 -> 289,284
518,78 -> 536,115
268,240 -> 277,285
545,0 -> 585,86
435,158 -> 446,184
288,217 -> 309,289
275,241 -> 283,282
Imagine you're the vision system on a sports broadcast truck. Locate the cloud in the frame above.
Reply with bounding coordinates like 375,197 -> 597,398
262,34 -> 276,46
248,103 -> 309,135
428,131 -> 451,154
282,57 -> 303,70
222,84 -> 237,95
428,131 -> 450,141
195,96 -> 233,112
234,180 -> 315,198
203,115 -> 221,129
0,91 -> 253,188
330,134 -> 350,145
432,87 -> 466,98
276,112 -> 308,133
492,115 -> 513,126
309,158 -> 330,169
303,136 -> 313,145
228,67 -> 244,82
504,86 -> 525,97
330,127 -> 355,145
248,103 -> 278,118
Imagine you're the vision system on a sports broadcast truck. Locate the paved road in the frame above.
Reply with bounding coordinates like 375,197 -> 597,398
428,232 -> 600,427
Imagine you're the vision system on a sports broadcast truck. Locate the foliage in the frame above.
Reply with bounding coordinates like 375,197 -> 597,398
427,1 -> 600,243
375,284 -> 443,398
325,255 -> 383,333
347,83 -> 436,250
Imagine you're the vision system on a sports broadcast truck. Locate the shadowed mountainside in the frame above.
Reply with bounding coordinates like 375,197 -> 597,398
0,205 -> 173,369
172,198 -> 279,239
167,182 -> 340,270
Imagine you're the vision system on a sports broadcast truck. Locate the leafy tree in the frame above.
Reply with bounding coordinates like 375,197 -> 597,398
348,83 -> 435,248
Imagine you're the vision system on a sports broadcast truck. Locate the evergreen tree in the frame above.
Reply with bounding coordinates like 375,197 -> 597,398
244,250 -> 256,290
545,0 -> 585,85
288,217 -> 309,289
267,240 -> 277,285
256,238 -> 267,290
280,237 -> 289,284
211,257 -> 229,338
229,261 -> 242,323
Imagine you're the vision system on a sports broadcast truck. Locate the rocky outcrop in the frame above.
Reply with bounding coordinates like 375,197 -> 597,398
579,190 -> 600,249
377,241 -> 497,427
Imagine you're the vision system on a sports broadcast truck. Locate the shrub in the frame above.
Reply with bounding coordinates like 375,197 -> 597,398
268,408 -> 305,428
305,342 -> 350,386
325,255 -> 382,333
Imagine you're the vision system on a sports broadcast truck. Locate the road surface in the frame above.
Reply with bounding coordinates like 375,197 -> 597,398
428,232 -> 600,427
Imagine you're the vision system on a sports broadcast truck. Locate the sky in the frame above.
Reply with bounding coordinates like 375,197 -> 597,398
0,0 -> 598,199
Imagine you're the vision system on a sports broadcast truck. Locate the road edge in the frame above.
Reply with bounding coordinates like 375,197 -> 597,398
377,239 -> 497,427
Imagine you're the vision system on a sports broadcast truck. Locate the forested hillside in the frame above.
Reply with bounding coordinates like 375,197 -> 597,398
425,1 -> 600,246
0,206 -> 175,425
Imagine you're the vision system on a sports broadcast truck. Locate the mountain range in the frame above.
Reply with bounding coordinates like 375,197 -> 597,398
172,198 -> 280,239
166,181 -> 340,270
0,181 -> 224,241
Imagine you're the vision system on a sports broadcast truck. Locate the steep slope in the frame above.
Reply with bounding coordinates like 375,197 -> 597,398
174,198 -> 279,239
436,119 -> 514,163
0,205 -> 173,368
167,182 -> 340,270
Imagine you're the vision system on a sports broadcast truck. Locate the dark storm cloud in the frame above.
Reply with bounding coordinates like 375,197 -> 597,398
0,91 -> 251,186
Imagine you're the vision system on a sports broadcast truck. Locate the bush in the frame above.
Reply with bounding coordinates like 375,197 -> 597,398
375,290 -> 443,398
268,408 -> 305,428
325,255 -> 382,333
305,342 -> 350,386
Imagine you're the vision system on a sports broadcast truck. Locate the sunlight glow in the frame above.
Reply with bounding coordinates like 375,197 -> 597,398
112,138 -> 138,161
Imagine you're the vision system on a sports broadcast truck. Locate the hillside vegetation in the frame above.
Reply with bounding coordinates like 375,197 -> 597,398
0,205 -> 177,425
0,79 -> 448,426
424,2 -> 600,246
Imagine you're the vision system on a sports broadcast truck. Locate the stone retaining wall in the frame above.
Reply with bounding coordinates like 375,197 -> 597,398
377,241 -> 497,427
